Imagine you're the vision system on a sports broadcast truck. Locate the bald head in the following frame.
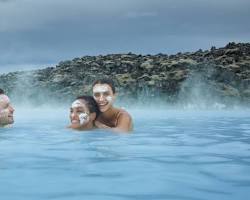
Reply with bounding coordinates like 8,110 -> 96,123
0,94 -> 14,127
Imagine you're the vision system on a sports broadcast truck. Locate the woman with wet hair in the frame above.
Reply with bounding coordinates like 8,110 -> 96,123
92,78 -> 133,132
69,95 -> 100,130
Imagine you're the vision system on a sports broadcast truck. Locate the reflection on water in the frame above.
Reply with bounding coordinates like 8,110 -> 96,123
0,108 -> 250,200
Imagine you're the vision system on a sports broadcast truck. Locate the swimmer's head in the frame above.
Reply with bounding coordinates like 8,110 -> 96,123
0,93 -> 15,127
69,96 -> 100,130
92,78 -> 116,112
92,78 -> 116,94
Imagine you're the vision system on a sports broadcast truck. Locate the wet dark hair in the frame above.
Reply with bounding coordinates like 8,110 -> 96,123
76,95 -> 100,119
92,78 -> 116,94
0,88 -> 4,95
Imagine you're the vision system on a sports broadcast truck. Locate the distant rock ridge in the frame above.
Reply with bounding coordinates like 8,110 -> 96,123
1,42 -> 250,107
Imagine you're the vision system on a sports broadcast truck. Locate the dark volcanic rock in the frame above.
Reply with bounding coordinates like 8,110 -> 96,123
1,42 -> 250,107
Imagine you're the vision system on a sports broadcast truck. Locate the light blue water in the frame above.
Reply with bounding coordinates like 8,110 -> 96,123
1,108 -> 250,200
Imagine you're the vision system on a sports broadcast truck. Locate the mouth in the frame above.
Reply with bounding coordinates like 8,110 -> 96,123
71,120 -> 79,124
8,116 -> 14,123
98,102 -> 108,107
8,115 -> 13,118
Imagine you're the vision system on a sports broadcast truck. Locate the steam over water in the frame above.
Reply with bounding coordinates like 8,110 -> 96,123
1,107 -> 250,200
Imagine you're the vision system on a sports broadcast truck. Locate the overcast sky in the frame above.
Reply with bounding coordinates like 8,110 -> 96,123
0,0 -> 249,73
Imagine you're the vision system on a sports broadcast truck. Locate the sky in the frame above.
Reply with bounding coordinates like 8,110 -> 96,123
0,0 -> 249,73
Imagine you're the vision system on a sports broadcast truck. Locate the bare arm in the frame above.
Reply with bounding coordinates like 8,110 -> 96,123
114,112 -> 132,132
95,112 -> 133,133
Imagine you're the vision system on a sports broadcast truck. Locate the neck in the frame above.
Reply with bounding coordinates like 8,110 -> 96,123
81,122 -> 94,130
101,106 -> 118,118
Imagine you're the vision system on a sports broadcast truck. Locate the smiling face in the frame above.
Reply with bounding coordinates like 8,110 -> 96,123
93,83 -> 115,112
0,94 -> 15,126
69,100 -> 91,129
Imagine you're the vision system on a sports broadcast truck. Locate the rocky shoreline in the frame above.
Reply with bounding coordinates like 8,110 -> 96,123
1,42 -> 250,107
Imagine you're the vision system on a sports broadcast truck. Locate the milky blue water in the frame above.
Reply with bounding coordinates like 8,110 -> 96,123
1,108 -> 250,200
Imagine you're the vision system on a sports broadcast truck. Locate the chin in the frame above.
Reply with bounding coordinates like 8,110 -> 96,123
100,105 -> 111,112
70,123 -> 81,129
100,108 -> 107,112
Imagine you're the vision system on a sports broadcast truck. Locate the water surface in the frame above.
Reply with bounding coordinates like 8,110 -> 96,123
1,108 -> 250,200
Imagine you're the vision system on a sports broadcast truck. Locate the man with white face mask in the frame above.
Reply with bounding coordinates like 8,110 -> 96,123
92,78 -> 133,133
0,89 -> 15,127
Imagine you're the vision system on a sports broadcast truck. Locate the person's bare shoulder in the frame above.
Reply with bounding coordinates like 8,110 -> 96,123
116,108 -> 133,132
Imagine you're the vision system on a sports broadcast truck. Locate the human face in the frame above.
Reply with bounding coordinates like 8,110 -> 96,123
69,100 -> 91,129
0,94 -> 15,126
93,84 -> 115,112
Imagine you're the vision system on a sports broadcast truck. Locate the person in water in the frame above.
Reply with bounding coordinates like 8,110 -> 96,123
92,78 -> 133,132
69,95 -> 100,130
0,89 -> 15,127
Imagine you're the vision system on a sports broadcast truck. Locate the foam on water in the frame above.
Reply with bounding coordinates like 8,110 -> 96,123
1,107 -> 250,200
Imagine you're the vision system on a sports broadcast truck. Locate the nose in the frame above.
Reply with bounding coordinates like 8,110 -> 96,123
98,94 -> 105,101
71,112 -> 79,120
9,105 -> 14,113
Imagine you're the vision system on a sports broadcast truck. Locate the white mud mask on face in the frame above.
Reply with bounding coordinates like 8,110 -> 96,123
106,96 -> 112,102
71,100 -> 83,108
79,113 -> 89,125
71,100 -> 90,125
93,86 -> 113,103
93,85 -> 109,93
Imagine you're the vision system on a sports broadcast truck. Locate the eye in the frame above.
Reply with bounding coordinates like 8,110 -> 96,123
103,92 -> 110,97
77,107 -> 86,112
94,93 -> 100,98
